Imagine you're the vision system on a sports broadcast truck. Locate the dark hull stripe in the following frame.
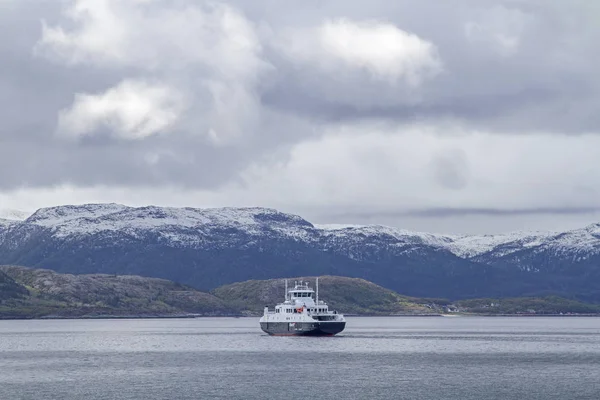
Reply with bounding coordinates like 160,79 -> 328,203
260,321 -> 345,336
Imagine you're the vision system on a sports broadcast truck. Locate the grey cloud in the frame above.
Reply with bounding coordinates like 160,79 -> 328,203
430,149 -> 469,190
327,207 -> 600,220
252,0 -> 600,133
1,0 -> 599,196
0,2 -> 269,190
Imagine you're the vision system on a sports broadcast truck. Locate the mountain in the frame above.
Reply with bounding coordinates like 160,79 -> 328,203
1,203 -> 600,301
0,208 -> 30,221
0,265 -> 235,319
0,209 -> 30,229
212,275 -> 442,315
449,224 -> 600,301
0,203 -> 502,299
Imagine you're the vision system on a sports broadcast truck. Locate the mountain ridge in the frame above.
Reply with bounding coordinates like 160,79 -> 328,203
18,202 -> 594,259
1,203 -> 600,301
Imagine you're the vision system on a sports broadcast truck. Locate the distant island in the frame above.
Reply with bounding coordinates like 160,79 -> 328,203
2,265 -> 599,319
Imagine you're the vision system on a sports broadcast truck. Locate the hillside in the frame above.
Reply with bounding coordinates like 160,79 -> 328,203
453,296 -> 600,315
0,270 -> 28,301
0,265 -> 235,319
2,267 -> 599,318
212,276 -> 444,315
2,203 -> 600,301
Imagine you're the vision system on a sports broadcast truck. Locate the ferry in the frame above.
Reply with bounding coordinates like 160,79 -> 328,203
259,278 -> 346,336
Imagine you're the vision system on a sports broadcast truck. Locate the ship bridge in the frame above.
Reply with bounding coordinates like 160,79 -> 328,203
288,281 -> 317,307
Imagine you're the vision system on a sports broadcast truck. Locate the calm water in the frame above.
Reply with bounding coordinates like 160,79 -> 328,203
1,316 -> 600,399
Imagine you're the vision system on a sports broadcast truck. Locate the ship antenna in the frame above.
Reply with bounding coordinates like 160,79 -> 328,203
316,276 -> 319,308
285,279 -> 288,301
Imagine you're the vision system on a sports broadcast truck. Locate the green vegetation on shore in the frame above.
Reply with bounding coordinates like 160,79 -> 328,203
2,265 -> 600,319
453,296 -> 600,315
0,265 -> 235,319
212,275 -> 440,315
0,270 -> 28,301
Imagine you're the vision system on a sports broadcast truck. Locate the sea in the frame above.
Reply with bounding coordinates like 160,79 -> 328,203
1,316 -> 599,399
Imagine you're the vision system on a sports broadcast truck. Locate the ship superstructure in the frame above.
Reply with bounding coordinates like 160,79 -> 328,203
259,278 -> 346,336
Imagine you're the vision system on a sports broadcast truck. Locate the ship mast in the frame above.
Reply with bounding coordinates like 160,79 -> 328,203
285,279 -> 288,301
316,276 -> 319,310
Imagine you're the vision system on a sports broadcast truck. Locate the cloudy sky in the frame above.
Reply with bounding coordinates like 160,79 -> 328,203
1,0 -> 599,234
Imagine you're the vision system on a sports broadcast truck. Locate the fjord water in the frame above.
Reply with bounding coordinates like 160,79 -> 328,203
1,317 -> 599,399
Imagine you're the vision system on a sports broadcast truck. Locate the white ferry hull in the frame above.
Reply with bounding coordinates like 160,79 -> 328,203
260,321 -> 345,336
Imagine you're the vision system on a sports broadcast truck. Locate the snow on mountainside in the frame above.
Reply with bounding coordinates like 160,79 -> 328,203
26,203 -> 131,226
6,203 -> 600,261
535,223 -> 600,259
24,204 -> 315,242
451,223 -> 600,262
446,231 -> 557,258
316,223 -> 560,259
4,203 -> 600,300
0,209 -> 30,221
306,222 -> 600,262
316,224 -> 453,248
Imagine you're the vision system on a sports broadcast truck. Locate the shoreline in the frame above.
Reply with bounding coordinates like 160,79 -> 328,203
2,313 -> 600,321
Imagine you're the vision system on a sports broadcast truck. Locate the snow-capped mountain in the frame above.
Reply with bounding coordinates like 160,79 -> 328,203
1,203 -> 600,301
0,208 -> 30,222
24,203 -> 315,244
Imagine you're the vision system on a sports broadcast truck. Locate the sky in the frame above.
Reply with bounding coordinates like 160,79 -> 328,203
1,0 -> 600,234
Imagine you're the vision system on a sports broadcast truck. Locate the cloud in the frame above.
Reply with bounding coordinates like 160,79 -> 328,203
278,18 -> 441,86
58,79 -> 186,140
464,5 -> 532,57
35,0 -> 264,72
35,0 -> 270,144
227,122 -> 600,216
2,0 -> 600,235
336,207 -> 600,219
